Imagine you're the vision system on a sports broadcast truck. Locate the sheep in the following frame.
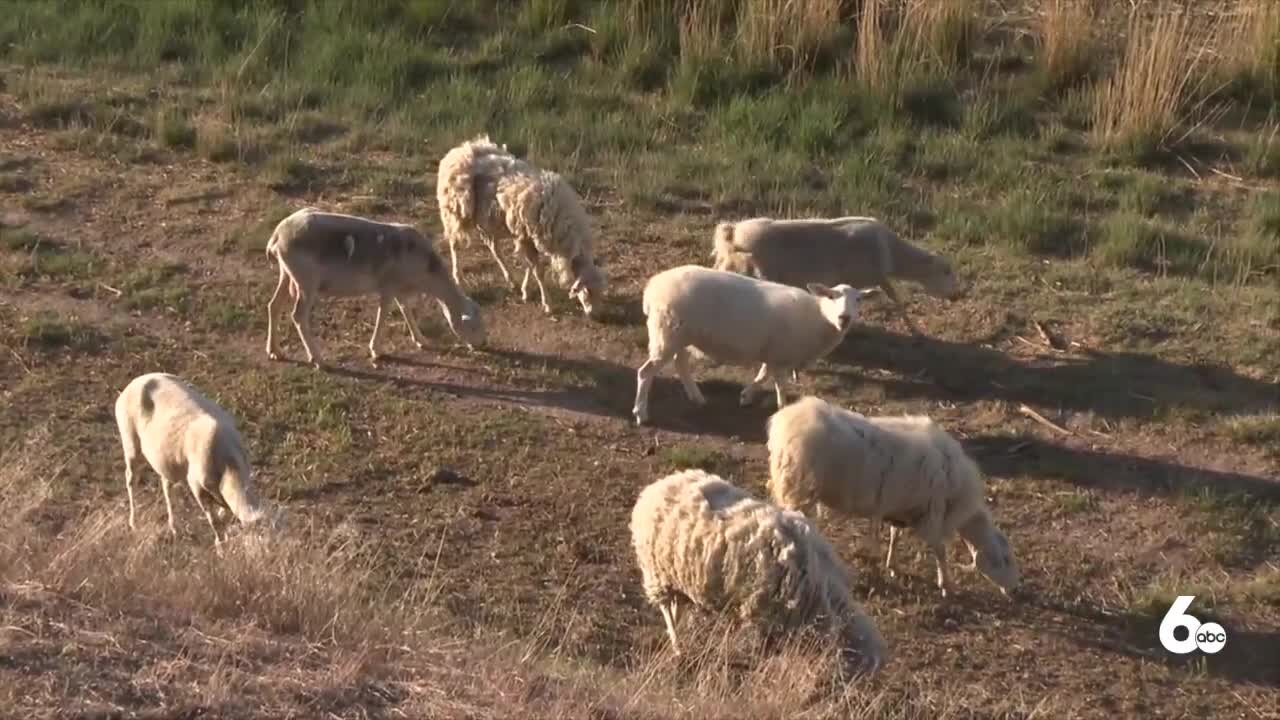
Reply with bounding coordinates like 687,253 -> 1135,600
114,372 -> 280,546
711,216 -> 960,339
435,134 -> 607,319
765,396 -> 1020,598
264,207 -> 486,369
630,468 -> 887,672
631,264 -> 878,426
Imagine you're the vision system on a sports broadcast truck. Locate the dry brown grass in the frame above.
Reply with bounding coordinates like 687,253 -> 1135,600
1035,0 -> 1096,91
1215,0 -> 1280,99
734,0 -> 842,73
850,0 -> 978,106
0,431 -> 1043,719
1089,5 -> 1217,158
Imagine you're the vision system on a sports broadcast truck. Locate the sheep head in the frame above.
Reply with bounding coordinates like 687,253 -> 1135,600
959,511 -> 1021,595
569,257 -> 607,320
806,283 -> 879,334
922,255 -> 962,300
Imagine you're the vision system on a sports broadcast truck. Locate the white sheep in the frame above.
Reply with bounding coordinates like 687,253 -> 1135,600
114,372 -> 280,546
435,134 -> 607,319
630,468 -> 887,672
265,207 -> 486,368
766,396 -> 1020,598
711,216 -> 960,338
631,264 -> 877,426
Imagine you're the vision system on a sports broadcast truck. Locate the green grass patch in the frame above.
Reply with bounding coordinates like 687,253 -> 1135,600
17,312 -> 107,353
662,443 -> 737,478
116,262 -> 192,313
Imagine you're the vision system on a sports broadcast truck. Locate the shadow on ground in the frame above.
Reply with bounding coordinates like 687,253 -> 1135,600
824,326 -> 1278,421
967,435 -> 1280,500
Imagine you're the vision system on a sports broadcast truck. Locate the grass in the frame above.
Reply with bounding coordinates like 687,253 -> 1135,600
4,1 -> 1280,717
1034,0 -> 1096,93
1089,7 -> 1216,160
16,312 -> 106,353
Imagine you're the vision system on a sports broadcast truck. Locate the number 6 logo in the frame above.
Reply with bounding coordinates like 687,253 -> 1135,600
1159,595 -> 1227,655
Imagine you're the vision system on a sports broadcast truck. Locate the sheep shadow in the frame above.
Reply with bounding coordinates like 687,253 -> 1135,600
823,325 -> 1278,421
314,350 -> 630,423
966,434 -> 1280,501
480,348 -> 778,440
1037,596 -> 1280,689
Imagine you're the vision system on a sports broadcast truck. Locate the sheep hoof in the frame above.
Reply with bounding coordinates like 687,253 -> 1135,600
267,350 -> 282,361
542,305 -> 554,316
633,410 -> 649,426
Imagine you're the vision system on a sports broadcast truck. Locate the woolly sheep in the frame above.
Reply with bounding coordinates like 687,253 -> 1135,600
114,372 -> 281,546
265,207 -> 485,368
435,134 -> 607,319
711,216 -> 960,338
630,469 -> 887,672
766,396 -> 1020,598
631,265 -> 877,425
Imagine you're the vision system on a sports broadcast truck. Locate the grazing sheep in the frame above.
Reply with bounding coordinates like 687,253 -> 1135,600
114,372 -> 279,546
435,134 -> 607,319
265,207 -> 485,368
766,396 -> 1019,598
711,216 -> 960,338
630,469 -> 887,672
631,265 -> 877,425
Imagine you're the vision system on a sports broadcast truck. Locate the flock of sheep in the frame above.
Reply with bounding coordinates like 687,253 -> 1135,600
113,134 -> 1020,676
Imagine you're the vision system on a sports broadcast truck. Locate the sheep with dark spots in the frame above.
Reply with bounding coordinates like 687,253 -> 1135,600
264,207 -> 486,368
114,372 -> 282,547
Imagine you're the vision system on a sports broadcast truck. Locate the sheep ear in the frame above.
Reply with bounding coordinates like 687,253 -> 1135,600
806,283 -> 835,299
859,287 -> 882,299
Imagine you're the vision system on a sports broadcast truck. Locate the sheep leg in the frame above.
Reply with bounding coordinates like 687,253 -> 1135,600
117,423 -> 143,530
885,525 -> 900,578
739,364 -> 773,406
395,298 -> 427,350
864,517 -> 883,573
880,280 -> 923,337
660,600 -> 682,655
368,295 -> 392,364
449,239 -> 462,285
930,541 -> 953,598
770,365 -> 789,408
633,350 -> 674,426
124,458 -> 139,530
187,481 -> 223,547
290,290 -> 323,369
265,265 -> 290,360
673,349 -> 705,406
518,244 -> 553,314
159,473 -> 178,538
484,240 -> 515,287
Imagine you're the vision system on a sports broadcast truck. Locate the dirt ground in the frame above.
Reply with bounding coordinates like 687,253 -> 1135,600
1,79 -> 1278,719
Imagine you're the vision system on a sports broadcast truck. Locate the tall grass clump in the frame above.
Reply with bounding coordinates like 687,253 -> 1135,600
850,0 -> 975,124
1034,0 -> 1096,92
734,0 -> 843,75
1090,7 -> 1215,160
1215,0 -> 1280,102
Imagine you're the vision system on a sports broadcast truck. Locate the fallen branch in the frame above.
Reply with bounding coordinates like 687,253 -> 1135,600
98,283 -> 122,296
1018,404 -> 1073,436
